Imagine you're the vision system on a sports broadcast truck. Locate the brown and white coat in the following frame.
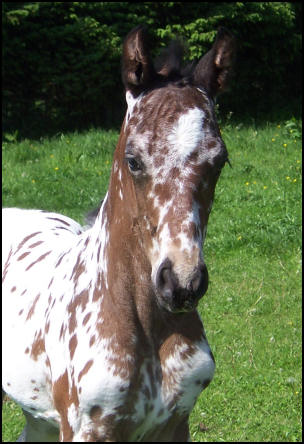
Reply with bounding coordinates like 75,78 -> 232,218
2,25 -> 236,442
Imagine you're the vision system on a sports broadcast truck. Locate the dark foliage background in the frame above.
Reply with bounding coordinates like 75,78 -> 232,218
2,2 -> 302,138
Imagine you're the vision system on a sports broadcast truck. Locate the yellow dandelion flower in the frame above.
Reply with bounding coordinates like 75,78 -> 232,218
263,185 -> 267,190
293,179 -> 297,183
277,124 -> 281,128
271,138 -> 275,142
283,143 -> 287,148
286,176 -> 290,180
296,160 -> 300,163
54,167 -> 59,171
32,179 -> 36,184
237,236 -> 242,241
245,182 -> 249,186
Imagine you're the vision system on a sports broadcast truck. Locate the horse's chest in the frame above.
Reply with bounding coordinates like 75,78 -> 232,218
74,338 -> 214,441
125,339 -> 215,440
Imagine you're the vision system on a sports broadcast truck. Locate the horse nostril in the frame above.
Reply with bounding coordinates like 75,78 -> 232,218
196,264 -> 208,296
189,271 -> 200,293
155,259 -> 178,300
188,264 -> 208,297
155,259 -> 209,312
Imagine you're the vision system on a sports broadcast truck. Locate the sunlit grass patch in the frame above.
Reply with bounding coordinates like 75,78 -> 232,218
2,118 -> 302,442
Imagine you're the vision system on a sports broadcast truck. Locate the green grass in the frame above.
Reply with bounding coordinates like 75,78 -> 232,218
190,119 -> 302,442
2,118 -> 302,442
2,129 -> 116,221
2,398 -> 26,441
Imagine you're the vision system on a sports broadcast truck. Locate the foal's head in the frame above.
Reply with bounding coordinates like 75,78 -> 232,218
112,25 -> 236,313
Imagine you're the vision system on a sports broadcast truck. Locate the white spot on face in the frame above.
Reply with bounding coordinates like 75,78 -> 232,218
118,169 -> 122,183
157,199 -> 173,228
149,198 -> 203,289
125,91 -> 144,127
167,108 -> 205,161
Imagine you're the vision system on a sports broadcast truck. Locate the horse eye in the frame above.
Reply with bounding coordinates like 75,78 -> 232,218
126,156 -> 142,174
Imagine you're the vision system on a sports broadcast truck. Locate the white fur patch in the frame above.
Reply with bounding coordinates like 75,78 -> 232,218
162,339 -> 215,412
125,91 -> 144,127
167,108 -> 205,161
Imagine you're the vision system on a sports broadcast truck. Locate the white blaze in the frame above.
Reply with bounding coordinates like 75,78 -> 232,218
167,108 -> 205,161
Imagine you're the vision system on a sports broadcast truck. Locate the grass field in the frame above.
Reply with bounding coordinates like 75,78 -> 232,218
2,116 -> 302,442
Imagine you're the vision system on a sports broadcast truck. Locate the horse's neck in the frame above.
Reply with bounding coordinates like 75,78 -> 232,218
89,189 -> 161,341
85,189 -> 202,354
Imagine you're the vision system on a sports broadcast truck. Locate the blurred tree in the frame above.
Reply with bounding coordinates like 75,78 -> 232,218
2,2 -> 301,137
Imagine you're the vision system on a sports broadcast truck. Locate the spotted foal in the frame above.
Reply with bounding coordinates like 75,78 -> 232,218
2,25 -> 236,442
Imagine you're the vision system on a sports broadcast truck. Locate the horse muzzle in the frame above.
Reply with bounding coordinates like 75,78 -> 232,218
154,258 -> 209,313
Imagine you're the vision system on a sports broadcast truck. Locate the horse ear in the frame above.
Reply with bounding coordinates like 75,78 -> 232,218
193,27 -> 236,98
122,25 -> 155,97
